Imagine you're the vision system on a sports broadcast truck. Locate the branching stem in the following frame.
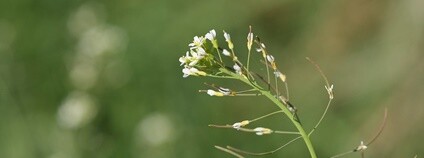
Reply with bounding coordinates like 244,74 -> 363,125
220,68 -> 317,158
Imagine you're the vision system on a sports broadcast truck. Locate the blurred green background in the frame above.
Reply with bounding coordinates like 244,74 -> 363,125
1,0 -> 423,157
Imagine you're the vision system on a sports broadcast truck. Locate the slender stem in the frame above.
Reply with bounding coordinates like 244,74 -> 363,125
227,136 -> 302,156
220,68 -> 317,158
215,48 -> 223,63
249,110 -> 283,123
309,99 -> 333,136
247,49 -> 251,72
209,124 -> 299,135
330,150 -> 354,158
215,145 -> 245,158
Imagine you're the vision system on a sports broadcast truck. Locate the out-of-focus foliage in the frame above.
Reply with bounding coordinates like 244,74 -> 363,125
0,0 -> 423,157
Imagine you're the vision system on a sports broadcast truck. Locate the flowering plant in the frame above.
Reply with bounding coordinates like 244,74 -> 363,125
179,27 -> 386,158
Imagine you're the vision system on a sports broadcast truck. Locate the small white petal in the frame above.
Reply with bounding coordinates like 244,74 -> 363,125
189,67 -> 199,73
210,29 -> 216,37
222,49 -> 231,56
182,68 -> 192,77
196,47 -> 206,56
179,57 -> 187,66
233,64 -> 241,72
232,122 -> 242,129
205,33 -> 213,41
224,31 -> 231,41
189,60 -> 198,66
247,32 -> 253,41
207,90 -> 216,96
205,29 -> 216,41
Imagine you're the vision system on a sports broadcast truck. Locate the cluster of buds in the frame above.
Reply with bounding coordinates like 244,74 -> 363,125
179,36 -> 209,78
179,28 -> 253,78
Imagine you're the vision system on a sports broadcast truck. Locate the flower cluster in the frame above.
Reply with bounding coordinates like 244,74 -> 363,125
179,30 -> 222,78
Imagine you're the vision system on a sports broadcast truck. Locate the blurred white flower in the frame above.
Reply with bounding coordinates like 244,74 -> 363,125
136,113 -> 174,146
57,92 -> 97,129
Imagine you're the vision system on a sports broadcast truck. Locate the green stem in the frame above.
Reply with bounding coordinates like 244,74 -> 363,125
220,68 -> 317,158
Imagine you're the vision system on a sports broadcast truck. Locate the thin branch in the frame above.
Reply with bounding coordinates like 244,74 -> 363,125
330,150 -> 355,158
208,124 -> 299,135
330,108 -> 388,158
215,145 -> 245,158
306,57 -> 330,87
284,81 -> 290,100
309,99 -> 333,136
249,110 -> 283,123
227,136 -> 302,156
306,57 -> 334,136
366,107 -> 388,146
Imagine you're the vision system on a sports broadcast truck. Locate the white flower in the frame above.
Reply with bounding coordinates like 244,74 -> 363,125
182,67 -> 192,78
188,36 -> 205,48
253,127 -> 272,135
222,49 -> 231,56
179,51 -> 190,66
206,89 -> 224,96
186,49 -> 206,66
205,29 -> 216,41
